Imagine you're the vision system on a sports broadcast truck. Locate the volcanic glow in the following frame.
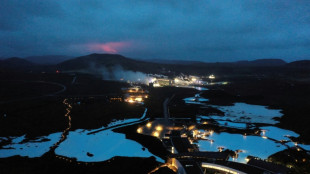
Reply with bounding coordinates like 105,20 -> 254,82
87,41 -> 131,53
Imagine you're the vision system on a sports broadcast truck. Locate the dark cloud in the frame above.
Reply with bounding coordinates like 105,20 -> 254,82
0,0 -> 309,62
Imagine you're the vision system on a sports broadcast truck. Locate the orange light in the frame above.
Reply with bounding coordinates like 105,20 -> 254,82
156,126 -> 163,131
146,122 -> 152,128
135,97 -> 143,102
153,131 -> 160,137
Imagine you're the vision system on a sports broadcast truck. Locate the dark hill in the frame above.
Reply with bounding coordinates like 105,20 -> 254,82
0,57 -> 35,68
287,60 -> 310,68
57,53 -> 164,73
25,55 -> 72,65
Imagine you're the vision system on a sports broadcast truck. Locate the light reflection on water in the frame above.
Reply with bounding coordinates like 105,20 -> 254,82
0,133 -> 62,158
55,129 -> 163,162
197,131 -> 294,163
186,93 -> 310,162
0,119 -> 164,163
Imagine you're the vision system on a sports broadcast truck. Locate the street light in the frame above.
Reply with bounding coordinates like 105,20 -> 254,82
137,127 -> 142,133
156,125 -> 163,131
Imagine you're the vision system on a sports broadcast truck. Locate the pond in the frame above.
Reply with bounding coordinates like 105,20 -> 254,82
185,93 -> 310,163
0,133 -> 61,158
55,128 -> 163,162
0,118 -> 164,163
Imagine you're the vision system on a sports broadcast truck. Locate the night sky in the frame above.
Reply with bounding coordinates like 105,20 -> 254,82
1,0 -> 310,62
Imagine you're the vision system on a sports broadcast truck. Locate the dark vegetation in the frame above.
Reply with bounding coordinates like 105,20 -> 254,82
0,72 -> 142,138
0,155 -> 159,174
0,98 -> 67,139
1,53 -> 310,173
70,98 -> 145,130
269,148 -> 310,173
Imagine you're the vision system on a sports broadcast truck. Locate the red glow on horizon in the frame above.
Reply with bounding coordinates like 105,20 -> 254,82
87,42 -> 131,53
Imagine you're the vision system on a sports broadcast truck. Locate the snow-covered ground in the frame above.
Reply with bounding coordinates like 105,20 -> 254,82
211,103 -> 283,124
185,93 -> 310,163
185,92 -> 282,125
55,129 -> 163,162
0,133 -> 61,158
0,111 -> 163,163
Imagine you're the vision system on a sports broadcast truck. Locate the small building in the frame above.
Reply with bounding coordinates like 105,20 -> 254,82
171,137 -> 196,153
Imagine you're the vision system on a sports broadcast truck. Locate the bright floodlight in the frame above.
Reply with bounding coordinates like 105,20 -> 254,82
153,131 -> 160,137
209,74 -> 215,79
137,127 -> 142,133
146,122 -> 152,128
156,125 -> 163,131
135,97 -> 143,102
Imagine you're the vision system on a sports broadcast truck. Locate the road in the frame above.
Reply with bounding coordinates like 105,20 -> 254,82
163,94 -> 175,122
163,98 -> 170,120
87,108 -> 149,135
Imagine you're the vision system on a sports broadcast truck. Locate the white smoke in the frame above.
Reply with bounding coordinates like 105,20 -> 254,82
87,63 -> 149,84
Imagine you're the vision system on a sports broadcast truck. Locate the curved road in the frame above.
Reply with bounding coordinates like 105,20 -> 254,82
0,80 -> 66,104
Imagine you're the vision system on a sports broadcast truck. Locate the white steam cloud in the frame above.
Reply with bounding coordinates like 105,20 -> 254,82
87,63 -> 149,84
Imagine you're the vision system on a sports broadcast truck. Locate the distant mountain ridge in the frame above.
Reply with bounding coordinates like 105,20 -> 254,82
141,59 -> 205,65
143,58 -> 287,66
234,59 -> 287,66
0,57 -> 35,68
1,53 -> 309,73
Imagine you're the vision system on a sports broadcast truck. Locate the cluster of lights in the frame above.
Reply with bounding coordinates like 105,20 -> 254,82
153,125 -> 163,137
136,122 -> 163,138
126,96 -> 145,103
209,74 -> 215,79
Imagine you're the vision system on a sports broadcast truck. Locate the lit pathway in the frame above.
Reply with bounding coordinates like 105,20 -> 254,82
48,98 -> 72,153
